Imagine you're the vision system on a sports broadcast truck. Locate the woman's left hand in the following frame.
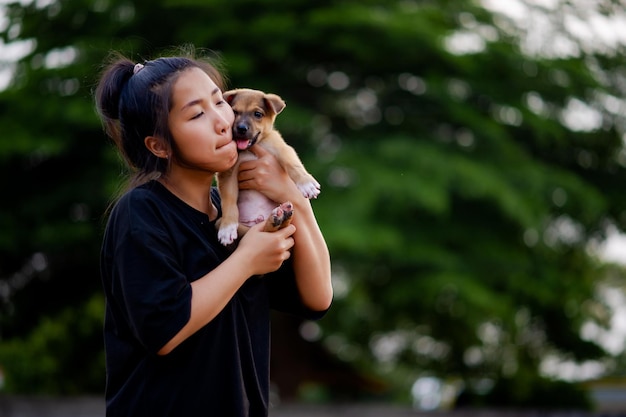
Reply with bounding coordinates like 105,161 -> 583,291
237,145 -> 300,203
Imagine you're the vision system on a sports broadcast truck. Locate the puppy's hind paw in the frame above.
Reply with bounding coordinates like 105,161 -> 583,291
279,201 -> 293,222
264,202 -> 294,232
218,223 -> 238,246
298,180 -> 321,199
266,206 -> 285,231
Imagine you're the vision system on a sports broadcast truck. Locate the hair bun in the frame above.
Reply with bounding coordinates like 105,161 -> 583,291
95,60 -> 135,121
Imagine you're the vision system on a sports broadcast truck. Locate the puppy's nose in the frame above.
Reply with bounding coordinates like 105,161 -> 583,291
235,124 -> 248,135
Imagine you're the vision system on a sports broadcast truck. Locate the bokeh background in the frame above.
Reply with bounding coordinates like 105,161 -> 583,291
2,0 -> 626,412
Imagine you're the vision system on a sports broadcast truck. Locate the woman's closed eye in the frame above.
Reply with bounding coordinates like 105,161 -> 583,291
191,111 -> 205,120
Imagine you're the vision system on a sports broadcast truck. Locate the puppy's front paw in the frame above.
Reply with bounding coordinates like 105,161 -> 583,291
218,223 -> 238,246
297,180 -> 321,199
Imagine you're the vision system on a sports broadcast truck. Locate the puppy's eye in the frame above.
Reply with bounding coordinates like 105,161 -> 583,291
254,111 -> 263,119
233,110 -> 240,116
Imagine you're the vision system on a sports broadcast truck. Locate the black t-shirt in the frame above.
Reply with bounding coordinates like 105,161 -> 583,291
100,181 -> 325,417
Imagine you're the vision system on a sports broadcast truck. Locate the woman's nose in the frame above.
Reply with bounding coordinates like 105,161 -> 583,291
215,114 -> 231,134
215,108 -> 234,134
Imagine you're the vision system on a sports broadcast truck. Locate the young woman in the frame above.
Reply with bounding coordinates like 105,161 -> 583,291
94,50 -> 332,416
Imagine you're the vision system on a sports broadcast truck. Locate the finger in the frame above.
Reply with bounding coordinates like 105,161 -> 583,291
237,167 -> 254,182
278,224 -> 296,238
237,159 -> 255,174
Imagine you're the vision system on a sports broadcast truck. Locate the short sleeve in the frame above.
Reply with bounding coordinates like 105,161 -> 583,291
104,192 -> 192,354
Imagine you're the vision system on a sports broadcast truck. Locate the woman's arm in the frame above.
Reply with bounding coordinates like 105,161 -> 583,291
289,195 -> 333,311
158,221 -> 295,355
237,145 -> 333,312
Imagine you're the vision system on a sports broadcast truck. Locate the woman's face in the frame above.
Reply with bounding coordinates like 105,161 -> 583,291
167,67 -> 237,174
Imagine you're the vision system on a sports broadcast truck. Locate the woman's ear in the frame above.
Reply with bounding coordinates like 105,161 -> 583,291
144,136 -> 169,159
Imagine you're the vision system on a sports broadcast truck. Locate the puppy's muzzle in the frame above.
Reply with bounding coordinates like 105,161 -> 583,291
235,123 -> 249,137
233,123 -> 260,150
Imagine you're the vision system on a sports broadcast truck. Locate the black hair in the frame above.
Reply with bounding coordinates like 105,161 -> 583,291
94,47 -> 227,189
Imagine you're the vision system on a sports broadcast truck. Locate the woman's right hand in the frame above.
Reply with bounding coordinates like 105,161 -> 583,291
162,221 -> 295,355
236,222 -> 296,276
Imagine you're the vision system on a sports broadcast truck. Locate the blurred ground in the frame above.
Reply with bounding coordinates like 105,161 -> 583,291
0,396 -> 619,417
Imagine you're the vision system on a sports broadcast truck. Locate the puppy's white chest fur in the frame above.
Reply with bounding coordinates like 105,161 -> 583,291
236,150 -> 277,227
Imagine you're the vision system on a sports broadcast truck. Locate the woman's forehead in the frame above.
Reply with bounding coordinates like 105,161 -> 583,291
174,67 -> 218,93
171,67 -> 219,107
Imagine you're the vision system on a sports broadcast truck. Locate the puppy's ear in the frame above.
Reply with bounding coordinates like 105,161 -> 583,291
264,94 -> 286,115
223,90 -> 237,105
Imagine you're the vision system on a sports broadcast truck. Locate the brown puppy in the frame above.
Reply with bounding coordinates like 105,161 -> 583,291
216,88 -> 320,246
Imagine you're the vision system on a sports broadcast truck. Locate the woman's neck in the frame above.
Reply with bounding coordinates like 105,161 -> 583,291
159,173 -> 217,220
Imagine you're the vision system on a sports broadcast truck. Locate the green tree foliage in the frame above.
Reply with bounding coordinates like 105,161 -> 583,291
1,0 -> 626,407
